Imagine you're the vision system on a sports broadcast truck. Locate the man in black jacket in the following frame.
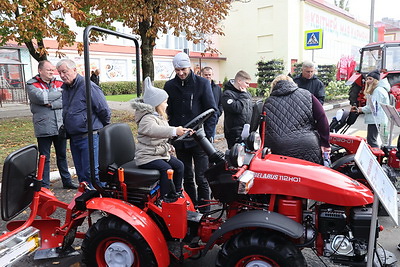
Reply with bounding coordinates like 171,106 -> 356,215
164,52 -> 217,213
222,70 -> 253,149
201,66 -> 223,141
293,61 -> 325,105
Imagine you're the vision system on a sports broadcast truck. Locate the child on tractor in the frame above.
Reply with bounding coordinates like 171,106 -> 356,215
130,77 -> 191,199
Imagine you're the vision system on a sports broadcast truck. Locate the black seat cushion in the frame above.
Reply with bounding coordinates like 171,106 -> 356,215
98,123 -> 160,187
120,161 -> 160,189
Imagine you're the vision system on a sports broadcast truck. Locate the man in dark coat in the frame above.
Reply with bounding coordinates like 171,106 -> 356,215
201,66 -> 223,141
56,59 -> 111,188
293,61 -> 325,105
164,52 -> 218,213
221,70 -> 253,149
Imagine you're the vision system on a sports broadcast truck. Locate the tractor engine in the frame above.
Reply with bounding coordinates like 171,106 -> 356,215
318,205 -> 372,262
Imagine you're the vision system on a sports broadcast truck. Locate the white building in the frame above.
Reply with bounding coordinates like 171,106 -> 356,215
1,0 -> 371,88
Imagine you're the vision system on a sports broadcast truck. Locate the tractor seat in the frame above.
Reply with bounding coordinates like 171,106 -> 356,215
98,123 -> 160,188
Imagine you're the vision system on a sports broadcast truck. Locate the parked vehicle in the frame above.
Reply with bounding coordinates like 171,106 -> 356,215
348,41 -> 400,108
0,27 -> 396,267
329,109 -> 400,190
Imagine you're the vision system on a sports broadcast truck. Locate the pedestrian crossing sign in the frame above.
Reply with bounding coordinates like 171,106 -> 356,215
304,29 -> 323,50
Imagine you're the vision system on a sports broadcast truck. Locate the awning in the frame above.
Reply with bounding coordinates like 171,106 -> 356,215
0,57 -> 26,65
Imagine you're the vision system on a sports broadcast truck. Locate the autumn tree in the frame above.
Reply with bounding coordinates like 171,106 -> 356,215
82,0 -> 232,80
1,1 -> 71,61
0,0 -> 231,82
334,0 -> 349,11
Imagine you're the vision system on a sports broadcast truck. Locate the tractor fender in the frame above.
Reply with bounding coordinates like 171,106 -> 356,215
203,210 -> 303,253
331,154 -> 355,170
86,197 -> 170,267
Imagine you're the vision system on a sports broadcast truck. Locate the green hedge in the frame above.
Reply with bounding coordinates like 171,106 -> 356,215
256,59 -> 285,97
325,80 -> 349,101
100,80 -> 167,96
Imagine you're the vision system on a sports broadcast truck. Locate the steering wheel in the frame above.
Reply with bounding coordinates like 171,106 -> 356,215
175,109 -> 215,141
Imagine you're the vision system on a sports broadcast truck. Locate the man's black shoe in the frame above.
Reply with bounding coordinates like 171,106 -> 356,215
63,182 -> 79,189
397,243 -> 400,251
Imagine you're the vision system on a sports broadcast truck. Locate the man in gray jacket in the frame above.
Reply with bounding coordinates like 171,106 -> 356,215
27,60 -> 78,189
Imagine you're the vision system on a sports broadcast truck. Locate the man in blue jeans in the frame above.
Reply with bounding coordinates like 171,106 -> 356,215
56,59 -> 111,188
27,60 -> 78,189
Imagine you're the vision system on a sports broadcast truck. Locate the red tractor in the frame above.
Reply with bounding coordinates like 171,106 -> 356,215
348,41 -> 400,108
0,27 -> 396,266
331,41 -> 400,190
330,129 -> 400,191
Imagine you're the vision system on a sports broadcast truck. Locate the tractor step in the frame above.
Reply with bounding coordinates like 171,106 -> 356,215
34,246 -> 80,260
0,226 -> 40,265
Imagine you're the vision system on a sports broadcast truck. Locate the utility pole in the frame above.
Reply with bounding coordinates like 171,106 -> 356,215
369,0 -> 375,43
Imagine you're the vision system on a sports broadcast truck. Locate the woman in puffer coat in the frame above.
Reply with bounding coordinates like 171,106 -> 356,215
263,74 -> 330,164
131,77 -> 191,198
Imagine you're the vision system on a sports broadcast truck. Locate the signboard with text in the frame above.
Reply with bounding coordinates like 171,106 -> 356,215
354,140 -> 398,225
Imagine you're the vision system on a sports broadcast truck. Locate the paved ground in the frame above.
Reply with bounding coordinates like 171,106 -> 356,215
0,100 -> 134,118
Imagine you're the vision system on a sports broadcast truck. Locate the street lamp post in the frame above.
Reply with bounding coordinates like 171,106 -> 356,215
369,0 -> 375,43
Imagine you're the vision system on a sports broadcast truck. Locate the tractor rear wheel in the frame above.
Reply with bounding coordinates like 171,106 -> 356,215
82,216 -> 157,267
216,230 -> 306,267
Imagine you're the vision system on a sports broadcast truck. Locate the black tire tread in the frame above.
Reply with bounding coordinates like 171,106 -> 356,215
216,230 -> 306,267
81,215 -> 157,267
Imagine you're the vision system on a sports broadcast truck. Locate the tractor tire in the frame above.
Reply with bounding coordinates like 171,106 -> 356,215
82,216 -> 157,267
348,83 -> 362,106
216,230 -> 306,267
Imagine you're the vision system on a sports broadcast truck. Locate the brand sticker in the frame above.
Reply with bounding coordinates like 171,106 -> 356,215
254,172 -> 301,183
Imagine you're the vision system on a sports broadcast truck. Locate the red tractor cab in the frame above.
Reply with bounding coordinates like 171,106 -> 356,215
348,41 -> 400,108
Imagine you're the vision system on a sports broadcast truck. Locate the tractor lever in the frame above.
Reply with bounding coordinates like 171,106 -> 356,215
163,169 -> 178,203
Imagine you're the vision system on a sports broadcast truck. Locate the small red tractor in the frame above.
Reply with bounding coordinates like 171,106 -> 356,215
0,27 -> 397,266
331,41 -> 400,190
330,124 -> 400,191
348,41 -> 400,108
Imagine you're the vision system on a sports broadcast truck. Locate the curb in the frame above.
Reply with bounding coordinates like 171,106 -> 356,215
0,168 -> 76,189
50,167 -> 76,183
323,101 -> 349,111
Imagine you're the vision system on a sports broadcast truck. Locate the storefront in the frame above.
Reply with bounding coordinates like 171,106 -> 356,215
0,49 -> 28,106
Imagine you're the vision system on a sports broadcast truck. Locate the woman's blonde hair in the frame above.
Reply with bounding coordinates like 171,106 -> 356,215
270,74 -> 295,91
155,105 -> 168,120
364,79 -> 379,97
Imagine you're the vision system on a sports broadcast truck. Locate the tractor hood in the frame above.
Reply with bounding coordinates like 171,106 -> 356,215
248,153 -> 373,206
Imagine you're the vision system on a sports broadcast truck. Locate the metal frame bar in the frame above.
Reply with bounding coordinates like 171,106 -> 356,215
83,26 -> 141,191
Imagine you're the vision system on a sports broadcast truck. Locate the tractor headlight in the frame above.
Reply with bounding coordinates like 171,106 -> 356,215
238,170 -> 255,194
245,132 -> 261,151
229,143 -> 245,167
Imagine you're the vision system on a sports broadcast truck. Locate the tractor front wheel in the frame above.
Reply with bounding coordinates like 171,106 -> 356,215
82,216 -> 157,267
216,230 -> 306,267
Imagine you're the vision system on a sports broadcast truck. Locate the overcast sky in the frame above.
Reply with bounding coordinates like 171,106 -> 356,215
329,0 -> 399,23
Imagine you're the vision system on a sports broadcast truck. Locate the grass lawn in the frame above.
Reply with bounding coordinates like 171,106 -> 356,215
0,110 -> 137,179
105,94 -> 137,102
